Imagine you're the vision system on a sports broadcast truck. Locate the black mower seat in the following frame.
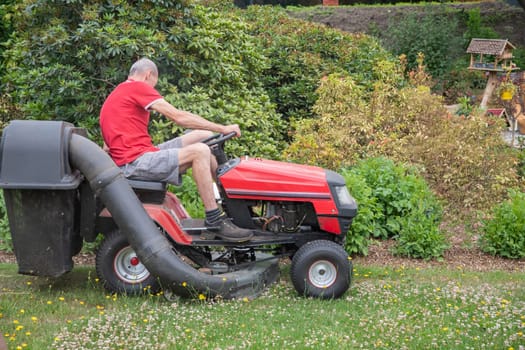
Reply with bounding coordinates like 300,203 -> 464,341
127,179 -> 167,204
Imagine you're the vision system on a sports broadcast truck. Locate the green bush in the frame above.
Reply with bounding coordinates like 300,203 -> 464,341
382,5 -> 464,86
239,5 -> 399,124
342,157 -> 447,259
284,72 -> 440,169
286,71 -> 521,214
1,1 -> 284,158
407,112 -> 521,213
479,190 -> 525,259
341,170 -> 382,256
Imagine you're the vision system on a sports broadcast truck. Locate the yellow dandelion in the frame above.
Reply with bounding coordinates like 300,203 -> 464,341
99,311 -> 105,315
58,297 -> 65,302
95,278 -> 99,283
25,331 -> 31,336
243,297 -> 249,302
26,281 -> 31,286
182,282 -> 187,287
143,319 -> 148,323
30,316 -> 38,322
198,294 -> 206,301
13,320 -> 19,325
0,313 -> 3,319
96,305 -> 104,310
19,309 -> 25,314
79,301 -> 85,305
46,301 -> 52,305
222,277 -> 227,281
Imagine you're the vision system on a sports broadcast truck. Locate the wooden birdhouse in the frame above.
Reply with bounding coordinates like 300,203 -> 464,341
466,38 -> 520,108
467,38 -> 519,72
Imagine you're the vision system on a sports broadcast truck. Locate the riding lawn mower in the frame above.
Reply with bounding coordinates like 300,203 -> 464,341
0,120 -> 357,300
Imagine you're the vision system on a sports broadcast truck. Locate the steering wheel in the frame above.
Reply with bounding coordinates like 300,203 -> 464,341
202,131 -> 237,147
202,131 -> 237,165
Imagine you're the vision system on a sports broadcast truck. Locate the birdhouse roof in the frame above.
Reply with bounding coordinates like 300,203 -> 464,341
466,39 -> 516,56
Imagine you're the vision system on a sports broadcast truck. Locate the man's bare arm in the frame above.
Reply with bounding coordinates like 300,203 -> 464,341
150,99 -> 241,136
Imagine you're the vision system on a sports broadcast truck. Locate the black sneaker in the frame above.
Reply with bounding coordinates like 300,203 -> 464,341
204,215 -> 253,242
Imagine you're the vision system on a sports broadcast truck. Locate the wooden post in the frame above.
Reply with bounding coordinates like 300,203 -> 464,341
481,71 -> 498,109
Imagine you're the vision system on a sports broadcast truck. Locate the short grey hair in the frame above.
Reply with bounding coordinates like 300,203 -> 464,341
129,58 -> 158,77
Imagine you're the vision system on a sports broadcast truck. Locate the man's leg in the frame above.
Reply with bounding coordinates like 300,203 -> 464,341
178,142 -> 216,210
178,143 -> 253,242
177,130 -> 218,178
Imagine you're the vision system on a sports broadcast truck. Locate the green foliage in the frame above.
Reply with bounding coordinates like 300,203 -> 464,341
342,157 -> 446,260
169,171 -> 204,219
480,190 -> 525,259
0,191 -> 12,252
2,1 -> 284,157
238,5 -> 399,124
463,8 -> 499,41
284,72 -> 440,169
407,112 -> 521,213
455,95 -> 475,116
441,64 -> 486,105
383,5 -> 464,84
286,70 -> 521,213
341,171 -> 382,256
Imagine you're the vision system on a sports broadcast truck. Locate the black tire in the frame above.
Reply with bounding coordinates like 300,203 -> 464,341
96,230 -> 160,295
291,240 -> 351,299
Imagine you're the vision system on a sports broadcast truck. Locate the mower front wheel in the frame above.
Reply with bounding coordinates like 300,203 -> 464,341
291,240 -> 351,299
96,230 -> 160,295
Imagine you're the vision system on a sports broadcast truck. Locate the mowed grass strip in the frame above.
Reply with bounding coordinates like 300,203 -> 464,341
0,263 -> 523,349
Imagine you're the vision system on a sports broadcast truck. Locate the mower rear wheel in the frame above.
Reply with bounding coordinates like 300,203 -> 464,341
291,240 -> 351,299
96,230 -> 160,295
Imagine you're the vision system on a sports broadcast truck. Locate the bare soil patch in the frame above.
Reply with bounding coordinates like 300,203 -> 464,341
288,1 -> 525,49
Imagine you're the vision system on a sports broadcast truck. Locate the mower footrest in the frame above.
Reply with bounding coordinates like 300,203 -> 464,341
181,218 -> 207,233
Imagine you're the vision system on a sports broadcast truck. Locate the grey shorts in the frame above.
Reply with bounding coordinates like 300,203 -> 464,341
120,137 -> 184,185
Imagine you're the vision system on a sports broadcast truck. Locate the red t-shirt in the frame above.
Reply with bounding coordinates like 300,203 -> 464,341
100,79 -> 164,166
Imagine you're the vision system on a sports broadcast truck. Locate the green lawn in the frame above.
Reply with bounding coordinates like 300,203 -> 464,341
1,262 -> 524,349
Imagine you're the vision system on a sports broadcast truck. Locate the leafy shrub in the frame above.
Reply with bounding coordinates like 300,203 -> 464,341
286,71 -> 522,214
392,211 -> 449,260
239,5 -> 400,123
407,112 -> 521,213
382,5 -> 464,84
284,71 -> 441,169
480,190 -> 525,259
340,170 -> 382,256
342,157 -> 446,259
2,1 -> 284,158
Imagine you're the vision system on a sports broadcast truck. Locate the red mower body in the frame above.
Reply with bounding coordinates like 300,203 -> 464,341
218,157 -> 349,235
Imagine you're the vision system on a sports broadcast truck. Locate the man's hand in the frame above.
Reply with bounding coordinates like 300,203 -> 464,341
222,124 -> 242,137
